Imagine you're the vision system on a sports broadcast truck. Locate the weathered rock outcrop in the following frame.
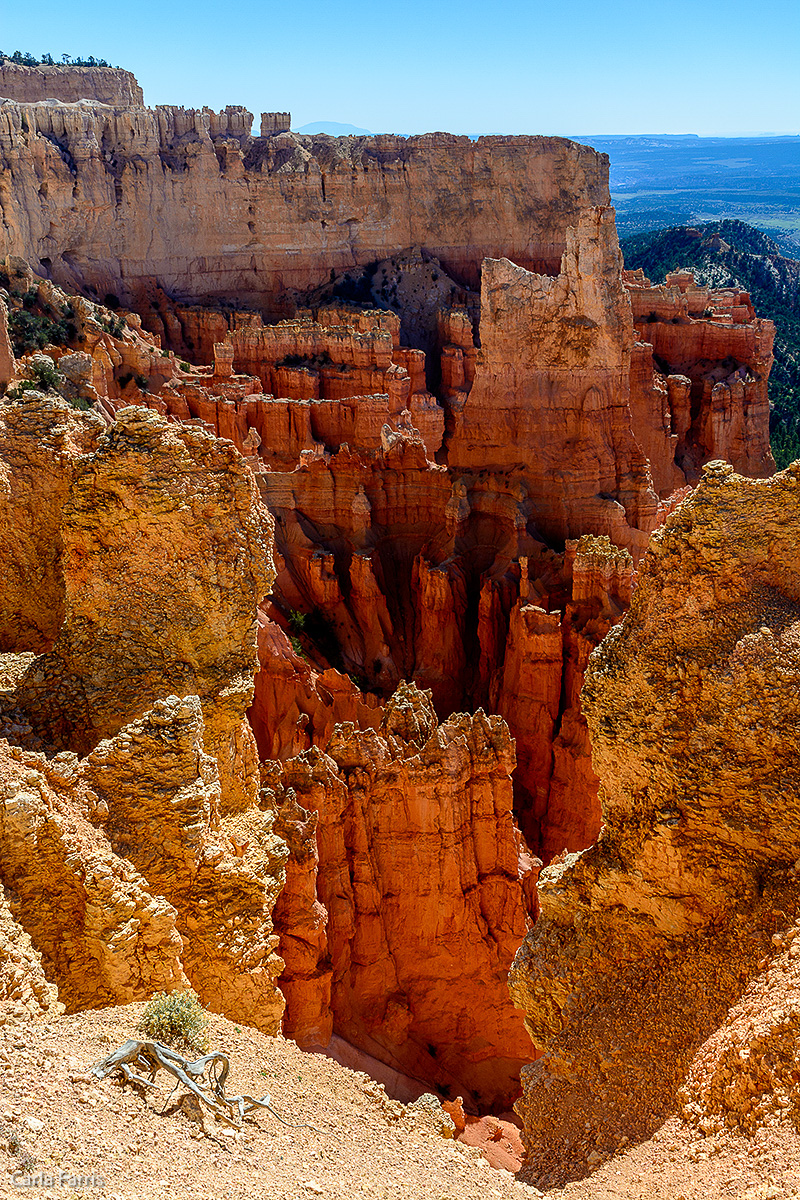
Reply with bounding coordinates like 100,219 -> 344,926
497,534 -> 633,857
0,99 -> 609,311
626,268 -> 774,482
4,404 -> 273,811
0,881 -> 61,1019
236,205 -> 773,871
259,426 -> 634,859
679,917 -> 800,1137
0,395 -> 103,653
0,697 -> 288,1029
509,461 -> 800,1185
0,63 -> 143,106
0,737 -> 188,1012
1,239 -> 774,892
269,683 -> 538,1109
0,396 -> 288,1028
0,258 -> 182,412
249,608 -> 382,761
448,209 -> 662,555
84,694 -> 288,1028
144,309 -> 445,464
0,297 -> 13,388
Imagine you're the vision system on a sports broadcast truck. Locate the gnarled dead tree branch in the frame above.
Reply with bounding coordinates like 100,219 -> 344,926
89,1040 -> 271,1129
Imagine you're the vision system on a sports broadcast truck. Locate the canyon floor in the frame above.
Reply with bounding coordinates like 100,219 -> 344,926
0,1005 -> 798,1199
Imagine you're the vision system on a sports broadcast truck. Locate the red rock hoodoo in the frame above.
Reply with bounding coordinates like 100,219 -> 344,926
0,77 -> 781,1122
269,682 -> 537,1110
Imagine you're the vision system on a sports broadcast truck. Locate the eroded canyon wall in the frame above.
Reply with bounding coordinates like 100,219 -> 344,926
0,98 -> 783,1119
269,682 -> 538,1110
0,63 -> 144,106
1,237 -> 776,881
509,461 -> 800,1184
0,97 -> 609,310
5,404 -> 273,810
0,397 -> 288,1029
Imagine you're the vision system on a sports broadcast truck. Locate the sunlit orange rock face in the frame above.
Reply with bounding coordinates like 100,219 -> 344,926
0,97 -> 608,312
240,217 -> 774,859
0,92 -> 779,1112
4,208 -> 776,1030
447,210 -> 661,556
0,400 -> 288,1032
509,462 -> 800,1187
625,267 -> 775,482
268,682 -> 538,1110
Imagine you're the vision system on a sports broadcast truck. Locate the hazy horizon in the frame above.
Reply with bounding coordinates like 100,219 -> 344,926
1,0 -> 797,138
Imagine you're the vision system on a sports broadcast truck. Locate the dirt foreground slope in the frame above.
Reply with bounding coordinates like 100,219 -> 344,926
1,1004 -> 800,1199
0,1004 -> 527,1200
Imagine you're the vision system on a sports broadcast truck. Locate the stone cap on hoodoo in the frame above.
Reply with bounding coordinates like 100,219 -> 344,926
261,112 -> 291,136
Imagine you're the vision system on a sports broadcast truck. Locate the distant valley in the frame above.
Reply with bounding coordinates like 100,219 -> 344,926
591,134 -> 800,256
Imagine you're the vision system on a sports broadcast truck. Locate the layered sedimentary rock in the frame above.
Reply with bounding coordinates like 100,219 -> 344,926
448,209 -> 660,554
626,268 -> 774,481
84,694 -> 288,1027
0,297 -> 13,388
0,395 -> 288,1027
0,395 -> 103,653
509,461 -> 800,1184
146,310 -> 444,464
270,683 -> 538,1109
0,737 -> 188,1012
0,63 -> 144,106
2,213 -> 776,881
233,210 -> 773,875
248,608 -> 382,761
0,98 -> 609,309
679,919 -> 800,1136
497,535 -> 633,856
258,415 -> 635,856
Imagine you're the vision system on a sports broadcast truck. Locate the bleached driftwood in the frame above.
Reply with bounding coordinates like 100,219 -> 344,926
89,1039 -> 271,1129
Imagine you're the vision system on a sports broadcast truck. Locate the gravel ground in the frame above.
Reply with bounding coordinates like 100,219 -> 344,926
1,1003 -> 799,1200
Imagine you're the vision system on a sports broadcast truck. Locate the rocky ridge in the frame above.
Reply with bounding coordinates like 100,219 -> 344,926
0,223 -> 777,895
0,62 -> 143,106
0,75 -> 792,1171
0,96 -> 608,313
509,461 -> 800,1183
0,398 -> 287,1030
269,681 -> 537,1110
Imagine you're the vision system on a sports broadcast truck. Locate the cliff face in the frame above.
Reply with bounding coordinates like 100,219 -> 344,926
4,405 -> 273,812
0,97 -> 782,1116
0,880 -> 60,1020
0,397 -> 287,1028
269,682 -> 538,1110
0,734 -> 188,1013
449,209 -> 660,554
509,461 -> 800,1184
626,268 -> 774,482
1,228 -> 776,884
0,98 -> 609,310
0,395 -> 103,653
0,63 -> 144,106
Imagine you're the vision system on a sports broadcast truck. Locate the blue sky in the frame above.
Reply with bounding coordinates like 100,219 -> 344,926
1,0 -> 798,136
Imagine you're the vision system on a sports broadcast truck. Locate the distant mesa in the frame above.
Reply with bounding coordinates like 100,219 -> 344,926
296,121 -> 372,136
0,58 -> 143,106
